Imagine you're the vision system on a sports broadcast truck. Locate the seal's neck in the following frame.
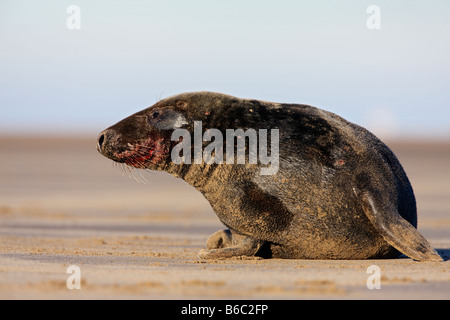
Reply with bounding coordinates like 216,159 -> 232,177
162,162 -> 212,191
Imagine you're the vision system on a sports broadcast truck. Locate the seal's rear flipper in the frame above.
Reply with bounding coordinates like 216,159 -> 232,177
361,193 -> 442,262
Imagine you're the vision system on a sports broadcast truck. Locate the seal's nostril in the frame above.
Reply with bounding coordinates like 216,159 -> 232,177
97,133 -> 105,151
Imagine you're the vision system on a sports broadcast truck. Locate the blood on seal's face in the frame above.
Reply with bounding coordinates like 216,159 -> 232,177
97,104 -> 189,170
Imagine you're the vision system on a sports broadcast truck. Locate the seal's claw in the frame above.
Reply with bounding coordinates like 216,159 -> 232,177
198,248 -> 212,259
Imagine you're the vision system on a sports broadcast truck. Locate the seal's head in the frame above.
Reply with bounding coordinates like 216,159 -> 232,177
97,100 -> 189,170
97,92 -> 241,171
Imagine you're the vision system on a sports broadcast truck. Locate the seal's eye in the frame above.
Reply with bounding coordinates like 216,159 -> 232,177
148,109 -> 188,130
152,111 -> 160,119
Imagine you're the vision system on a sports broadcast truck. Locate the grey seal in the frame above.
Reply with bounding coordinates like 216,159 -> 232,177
97,91 -> 442,261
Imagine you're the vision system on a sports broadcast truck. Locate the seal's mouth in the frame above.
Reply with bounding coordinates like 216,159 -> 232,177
113,135 -> 168,169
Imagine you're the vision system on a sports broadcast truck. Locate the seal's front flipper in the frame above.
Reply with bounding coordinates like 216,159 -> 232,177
199,233 -> 263,259
205,229 -> 233,250
361,192 -> 442,262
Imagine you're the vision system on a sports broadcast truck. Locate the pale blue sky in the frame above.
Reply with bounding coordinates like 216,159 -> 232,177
1,0 -> 449,138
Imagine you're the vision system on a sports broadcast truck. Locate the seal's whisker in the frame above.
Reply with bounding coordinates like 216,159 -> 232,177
133,156 -> 152,184
120,163 -> 129,177
134,151 -> 150,168
126,152 -> 152,184
135,171 -> 149,184
125,164 -> 140,183
124,154 -> 149,184
134,167 -> 151,184
114,162 -> 125,177
113,161 -> 125,176
123,163 -> 135,180
112,156 -> 151,184
127,161 -> 142,183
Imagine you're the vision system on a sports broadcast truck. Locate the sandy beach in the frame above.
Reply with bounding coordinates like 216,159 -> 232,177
0,136 -> 449,300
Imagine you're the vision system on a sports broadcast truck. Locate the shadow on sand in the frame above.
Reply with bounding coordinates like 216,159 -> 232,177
436,249 -> 450,261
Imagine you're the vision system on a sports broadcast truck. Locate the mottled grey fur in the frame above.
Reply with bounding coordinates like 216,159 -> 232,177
97,92 -> 442,261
